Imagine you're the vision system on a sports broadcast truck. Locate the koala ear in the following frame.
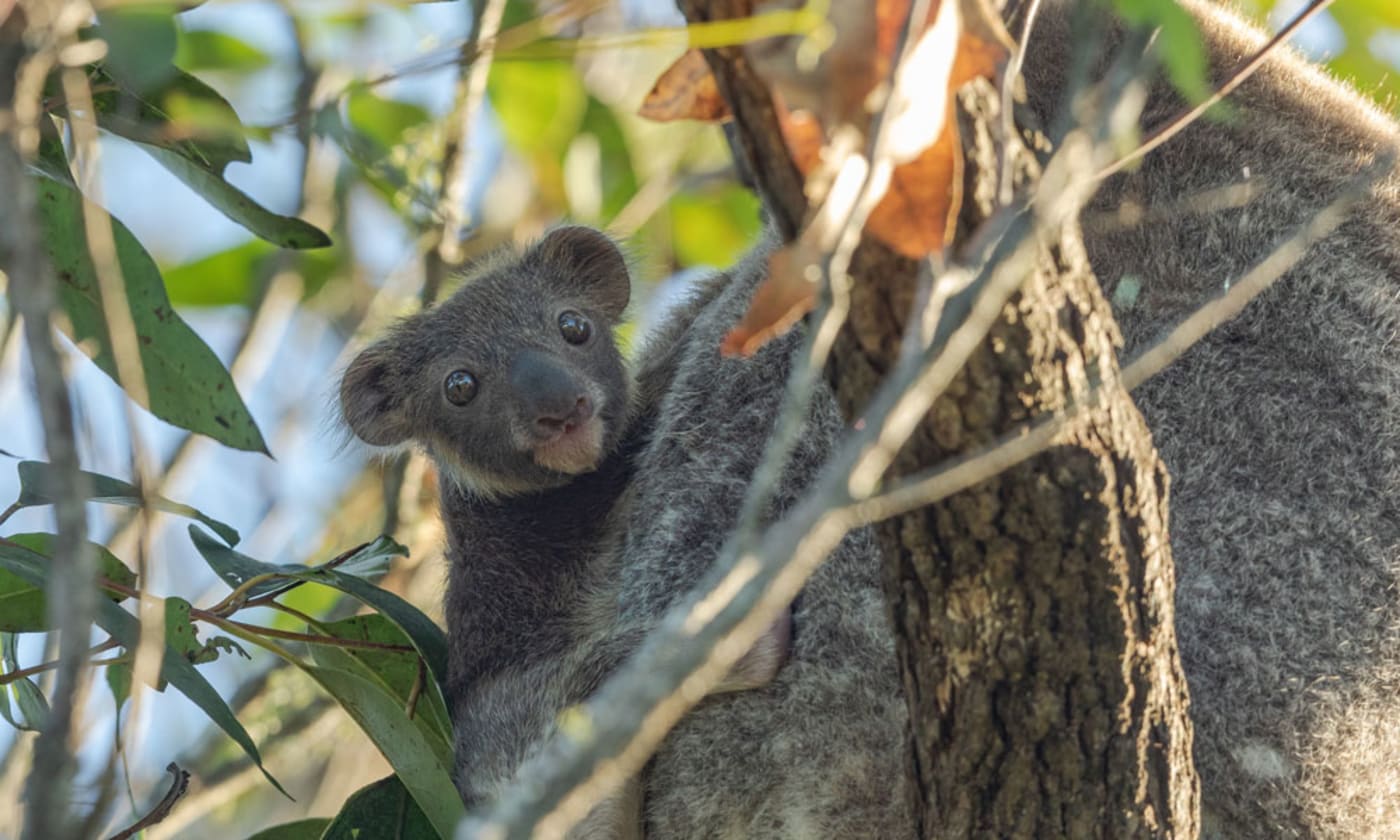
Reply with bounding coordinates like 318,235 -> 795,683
340,346 -> 414,447
530,225 -> 630,318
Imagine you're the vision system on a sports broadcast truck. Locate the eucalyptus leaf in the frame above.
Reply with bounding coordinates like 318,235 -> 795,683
87,63 -> 250,173
1,632 -> 50,731
139,145 -> 331,249
188,527 -> 445,687
0,532 -> 137,632
309,614 -> 453,761
320,776 -> 436,840
0,541 -> 287,796
187,525 -> 400,601
14,460 -> 239,546
243,818 -> 331,840
33,176 -> 269,452
304,669 -> 462,839
175,30 -> 273,73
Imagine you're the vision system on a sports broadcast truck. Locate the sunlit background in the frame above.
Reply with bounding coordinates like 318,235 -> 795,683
0,0 -> 1394,835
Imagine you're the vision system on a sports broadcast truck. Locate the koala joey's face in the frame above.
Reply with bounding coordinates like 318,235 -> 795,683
339,226 -> 632,498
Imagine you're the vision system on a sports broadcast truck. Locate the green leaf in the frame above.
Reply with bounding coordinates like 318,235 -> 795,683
162,240 -> 273,308
320,775 -> 437,840
0,540 -> 288,796
304,671 -> 462,839
87,63 -> 250,174
107,660 -> 132,712
139,144 -> 332,249
187,526 -> 399,601
175,30 -> 272,73
346,88 -> 431,153
1,632 -> 50,731
14,460 -> 240,546
187,528 -> 446,689
1114,0 -> 1210,103
0,532 -> 137,632
33,177 -> 269,452
244,818 -> 331,840
95,4 -> 179,95
309,615 -> 453,761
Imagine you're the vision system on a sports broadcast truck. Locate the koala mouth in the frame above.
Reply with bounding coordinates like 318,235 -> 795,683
531,415 -> 606,475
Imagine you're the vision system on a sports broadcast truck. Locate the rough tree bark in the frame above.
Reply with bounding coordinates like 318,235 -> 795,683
677,1 -> 1199,837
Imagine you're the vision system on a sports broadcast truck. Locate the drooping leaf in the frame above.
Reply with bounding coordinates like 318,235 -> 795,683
0,540 -> 287,796
175,30 -> 273,74
303,672 -> 462,839
1,632 -> 50,731
138,145 -> 332,249
86,63 -> 250,173
319,775 -> 436,840
32,177 -> 269,452
107,660 -> 132,713
0,532 -> 137,632
309,615 -> 453,760
14,460 -> 240,546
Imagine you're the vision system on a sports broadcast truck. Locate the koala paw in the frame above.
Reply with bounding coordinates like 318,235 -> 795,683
715,607 -> 792,693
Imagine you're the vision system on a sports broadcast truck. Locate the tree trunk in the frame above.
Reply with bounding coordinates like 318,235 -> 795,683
678,2 -> 1199,836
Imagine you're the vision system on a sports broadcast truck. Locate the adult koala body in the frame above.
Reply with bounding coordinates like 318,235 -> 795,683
614,243 -> 915,837
1018,1 -> 1400,836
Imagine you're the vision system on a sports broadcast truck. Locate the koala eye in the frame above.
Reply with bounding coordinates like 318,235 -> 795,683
559,310 -> 592,345
444,370 -> 478,406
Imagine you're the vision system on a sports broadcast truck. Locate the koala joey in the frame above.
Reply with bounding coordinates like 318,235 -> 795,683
338,226 -> 790,839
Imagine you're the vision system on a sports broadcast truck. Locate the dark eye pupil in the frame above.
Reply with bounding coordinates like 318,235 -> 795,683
559,311 -> 591,345
444,370 -> 477,406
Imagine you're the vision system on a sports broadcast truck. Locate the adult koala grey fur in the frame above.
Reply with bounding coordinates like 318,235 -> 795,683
1016,1 -> 1400,837
633,0 -> 1400,836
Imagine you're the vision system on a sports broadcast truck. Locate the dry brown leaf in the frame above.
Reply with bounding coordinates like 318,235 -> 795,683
721,242 -> 819,357
725,0 -> 1013,353
638,48 -> 732,123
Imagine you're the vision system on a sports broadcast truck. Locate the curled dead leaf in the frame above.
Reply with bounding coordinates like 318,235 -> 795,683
638,48 -> 732,123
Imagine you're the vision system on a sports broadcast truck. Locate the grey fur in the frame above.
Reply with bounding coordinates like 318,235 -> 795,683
613,243 -> 915,837
1020,1 -> 1400,836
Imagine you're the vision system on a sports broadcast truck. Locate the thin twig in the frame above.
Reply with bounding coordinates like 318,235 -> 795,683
0,639 -> 120,688
105,762 -> 190,840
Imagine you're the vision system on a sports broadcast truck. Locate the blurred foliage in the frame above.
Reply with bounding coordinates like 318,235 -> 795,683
1,0 -> 1396,838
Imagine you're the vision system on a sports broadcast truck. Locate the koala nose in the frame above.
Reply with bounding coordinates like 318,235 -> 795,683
510,350 -> 592,439
535,395 -> 594,436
